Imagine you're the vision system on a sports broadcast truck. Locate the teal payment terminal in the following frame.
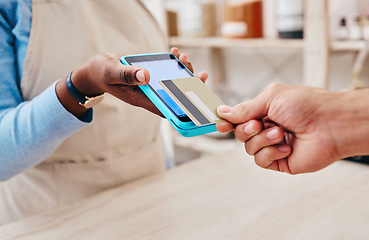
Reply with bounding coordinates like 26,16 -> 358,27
120,53 -> 217,137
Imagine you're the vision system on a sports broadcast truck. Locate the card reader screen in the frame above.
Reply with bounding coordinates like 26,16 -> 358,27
128,56 -> 193,119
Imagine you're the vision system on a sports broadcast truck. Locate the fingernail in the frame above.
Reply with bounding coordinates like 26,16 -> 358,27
183,54 -> 190,63
218,105 -> 232,114
266,128 -> 279,140
136,70 -> 145,83
278,145 -> 290,153
244,123 -> 256,135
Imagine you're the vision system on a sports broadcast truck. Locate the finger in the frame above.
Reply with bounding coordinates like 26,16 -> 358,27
179,53 -> 194,73
261,159 -> 293,174
216,84 -> 281,124
274,158 -> 293,174
170,47 -> 186,68
216,121 -> 234,133
170,47 -> 180,59
262,117 -> 278,129
130,93 -> 163,116
130,92 -> 163,117
245,126 -> 285,156
253,145 -> 292,169
109,85 -> 163,117
170,47 -> 195,74
107,59 -> 150,86
234,120 -> 263,142
196,71 -> 208,83
217,99 -> 269,125
120,66 -> 150,86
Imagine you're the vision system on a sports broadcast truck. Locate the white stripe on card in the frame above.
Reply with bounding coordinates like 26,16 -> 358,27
185,91 -> 219,122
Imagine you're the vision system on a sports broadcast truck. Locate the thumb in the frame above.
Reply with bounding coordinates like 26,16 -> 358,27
105,58 -> 150,86
89,53 -> 151,87
217,93 -> 271,124
116,65 -> 150,86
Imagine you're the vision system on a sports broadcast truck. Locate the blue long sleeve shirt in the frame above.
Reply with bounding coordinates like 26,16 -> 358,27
0,0 -> 91,181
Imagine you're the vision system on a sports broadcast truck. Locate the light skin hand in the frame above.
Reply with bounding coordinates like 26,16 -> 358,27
216,83 -> 369,174
56,48 -> 208,119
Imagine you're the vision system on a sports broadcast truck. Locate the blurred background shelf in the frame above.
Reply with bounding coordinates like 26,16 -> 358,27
331,40 -> 369,52
171,37 -> 369,52
169,37 -> 304,49
169,1 -> 369,91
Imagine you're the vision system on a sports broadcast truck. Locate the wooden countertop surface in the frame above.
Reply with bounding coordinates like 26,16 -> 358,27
1,146 -> 369,240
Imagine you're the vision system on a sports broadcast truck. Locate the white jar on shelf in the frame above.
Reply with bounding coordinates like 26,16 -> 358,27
276,0 -> 304,39
177,0 -> 218,37
362,18 -> 369,40
337,17 -> 348,41
349,16 -> 363,40
178,0 -> 203,37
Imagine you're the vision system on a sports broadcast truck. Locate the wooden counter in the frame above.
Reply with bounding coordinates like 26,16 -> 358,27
1,146 -> 369,240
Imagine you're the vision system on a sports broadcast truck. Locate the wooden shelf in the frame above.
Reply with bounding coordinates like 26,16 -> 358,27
168,1 -> 367,90
170,37 -> 369,52
169,37 -> 304,50
331,40 -> 368,52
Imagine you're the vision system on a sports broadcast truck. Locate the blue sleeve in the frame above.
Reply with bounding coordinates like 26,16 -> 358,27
0,2 -> 92,181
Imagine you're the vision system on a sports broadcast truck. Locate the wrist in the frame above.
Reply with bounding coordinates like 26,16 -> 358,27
327,89 -> 369,158
71,65 -> 104,97
55,76 -> 89,119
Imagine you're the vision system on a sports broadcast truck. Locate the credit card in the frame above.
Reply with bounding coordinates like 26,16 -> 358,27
159,77 -> 225,126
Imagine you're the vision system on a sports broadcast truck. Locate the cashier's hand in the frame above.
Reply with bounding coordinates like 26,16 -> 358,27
67,48 -> 208,117
216,83 -> 349,175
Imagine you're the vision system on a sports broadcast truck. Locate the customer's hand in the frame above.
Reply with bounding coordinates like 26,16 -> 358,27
56,48 -> 208,118
216,83 -> 369,174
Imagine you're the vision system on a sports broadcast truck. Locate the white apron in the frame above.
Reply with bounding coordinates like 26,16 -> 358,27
0,0 -> 167,224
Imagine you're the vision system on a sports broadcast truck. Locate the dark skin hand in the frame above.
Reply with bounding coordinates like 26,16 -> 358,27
56,48 -> 208,119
